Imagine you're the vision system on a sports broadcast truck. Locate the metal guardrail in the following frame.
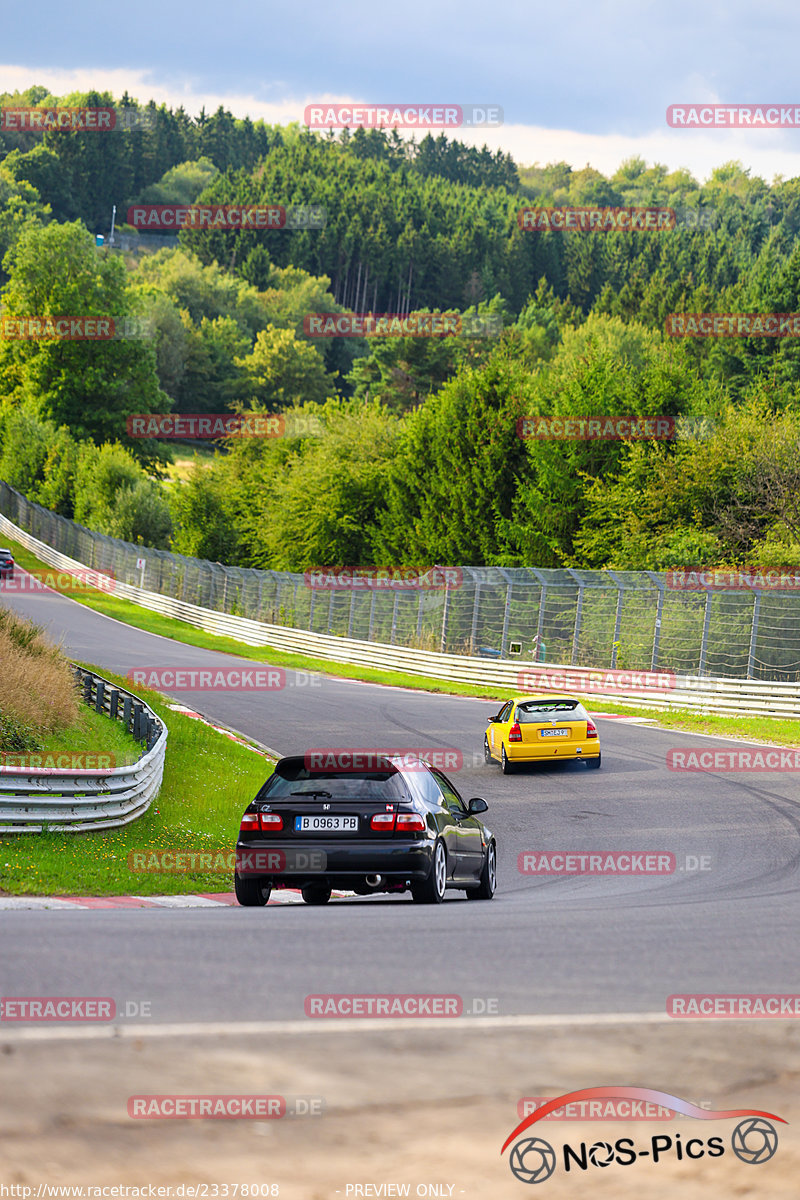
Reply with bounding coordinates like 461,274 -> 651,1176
1,512 -> 800,719
0,666 -> 167,833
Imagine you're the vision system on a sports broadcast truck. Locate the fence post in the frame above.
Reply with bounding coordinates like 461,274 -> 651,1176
500,582 -> 512,658
440,579 -> 452,653
610,585 -> 624,669
327,588 -> 336,634
571,584 -> 584,666
416,592 -> 425,642
699,589 -> 713,676
651,580 -> 665,670
308,587 -> 316,630
469,581 -> 482,654
348,589 -> 356,638
391,593 -> 399,644
368,590 -> 376,641
747,591 -> 762,679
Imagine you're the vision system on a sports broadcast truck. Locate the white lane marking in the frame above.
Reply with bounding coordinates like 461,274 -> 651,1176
127,894 -> 231,908
0,896 -> 82,910
0,1012 -> 700,1043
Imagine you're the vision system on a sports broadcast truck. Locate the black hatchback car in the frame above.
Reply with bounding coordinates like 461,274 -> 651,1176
234,753 -> 497,906
0,549 -> 14,580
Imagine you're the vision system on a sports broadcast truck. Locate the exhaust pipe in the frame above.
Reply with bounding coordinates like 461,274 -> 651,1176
365,874 -> 382,887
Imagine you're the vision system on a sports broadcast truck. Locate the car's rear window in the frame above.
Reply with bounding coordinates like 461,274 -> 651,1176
259,762 -> 408,802
515,699 -> 587,721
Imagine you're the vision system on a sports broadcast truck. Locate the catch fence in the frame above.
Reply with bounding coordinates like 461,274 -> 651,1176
2,480 -> 800,680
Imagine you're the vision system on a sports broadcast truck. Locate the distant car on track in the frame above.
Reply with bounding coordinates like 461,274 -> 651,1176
234,753 -> 497,907
485,694 -> 601,773
0,549 -> 14,580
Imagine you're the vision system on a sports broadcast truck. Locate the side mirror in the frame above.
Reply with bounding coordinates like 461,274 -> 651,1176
488,713 -> 500,723
466,797 -> 488,815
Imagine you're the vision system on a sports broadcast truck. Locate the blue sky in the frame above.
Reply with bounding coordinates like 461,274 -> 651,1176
4,0 -> 800,180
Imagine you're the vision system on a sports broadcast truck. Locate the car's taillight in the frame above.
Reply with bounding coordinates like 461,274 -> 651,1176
259,812 -> 284,831
370,812 -> 396,830
395,812 -> 426,832
586,719 -> 598,739
508,723 -> 522,742
239,812 -> 260,832
370,812 -> 426,832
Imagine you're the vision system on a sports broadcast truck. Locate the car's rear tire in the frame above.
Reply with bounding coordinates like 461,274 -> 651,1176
234,873 -> 271,906
586,753 -> 602,769
411,839 -> 447,904
501,745 -> 515,774
467,840 -> 497,900
484,735 -> 493,765
301,883 -> 332,905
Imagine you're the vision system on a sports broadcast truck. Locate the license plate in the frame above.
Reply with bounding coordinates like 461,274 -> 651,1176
294,815 -> 359,832
540,728 -> 570,738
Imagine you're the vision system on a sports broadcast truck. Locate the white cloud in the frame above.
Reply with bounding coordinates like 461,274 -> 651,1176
3,65 -> 799,184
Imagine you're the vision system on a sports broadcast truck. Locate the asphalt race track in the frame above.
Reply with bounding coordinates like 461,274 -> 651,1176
2,577 -> 799,1023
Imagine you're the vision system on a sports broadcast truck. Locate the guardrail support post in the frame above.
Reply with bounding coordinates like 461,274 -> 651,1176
123,695 -> 132,732
747,591 -> 762,679
94,679 -> 105,713
82,674 -> 92,705
109,689 -> 119,720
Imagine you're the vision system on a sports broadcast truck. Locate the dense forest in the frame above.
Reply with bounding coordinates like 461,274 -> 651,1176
3,87 -> 800,572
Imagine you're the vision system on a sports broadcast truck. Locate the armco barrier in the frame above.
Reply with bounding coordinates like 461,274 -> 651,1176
0,666 -> 167,833
2,513 -> 800,718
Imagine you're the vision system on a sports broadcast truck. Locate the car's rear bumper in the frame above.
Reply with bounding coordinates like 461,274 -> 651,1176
505,745 -> 600,762
234,837 -> 434,886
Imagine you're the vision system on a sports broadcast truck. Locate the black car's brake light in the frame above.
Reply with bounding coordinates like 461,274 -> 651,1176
370,811 -> 425,832
239,811 -> 284,833
395,812 -> 426,832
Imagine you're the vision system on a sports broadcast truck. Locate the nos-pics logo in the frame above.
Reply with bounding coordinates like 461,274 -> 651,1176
501,1087 -> 784,1184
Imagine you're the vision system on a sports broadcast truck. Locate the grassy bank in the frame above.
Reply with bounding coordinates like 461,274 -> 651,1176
2,532 -> 800,747
0,664 -> 272,896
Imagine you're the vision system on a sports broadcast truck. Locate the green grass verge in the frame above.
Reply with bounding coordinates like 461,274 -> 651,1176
35,705 -> 143,767
0,664 -> 272,896
2,531 -> 800,749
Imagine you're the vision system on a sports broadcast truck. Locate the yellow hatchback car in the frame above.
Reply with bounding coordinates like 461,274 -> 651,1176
484,694 -> 601,773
